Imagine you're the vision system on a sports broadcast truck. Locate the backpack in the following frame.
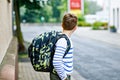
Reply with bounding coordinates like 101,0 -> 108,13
28,31 -> 71,72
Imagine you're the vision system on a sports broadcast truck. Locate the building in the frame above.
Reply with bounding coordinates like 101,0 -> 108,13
109,0 -> 120,33
85,0 -> 120,33
96,0 -> 109,23
84,14 -> 97,24
0,0 -> 18,80
0,0 -> 13,64
84,0 -> 109,24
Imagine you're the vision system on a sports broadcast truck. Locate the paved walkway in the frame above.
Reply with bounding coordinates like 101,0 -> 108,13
18,58 -> 85,80
19,26 -> 120,80
19,60 -> 49,80
75,27 -> 120,46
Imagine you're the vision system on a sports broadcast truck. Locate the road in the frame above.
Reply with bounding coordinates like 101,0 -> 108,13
21,26 -> 120,80
72,35 -> 120,80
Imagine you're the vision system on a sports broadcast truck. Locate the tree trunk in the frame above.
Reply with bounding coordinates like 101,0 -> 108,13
14,0 -> 25,52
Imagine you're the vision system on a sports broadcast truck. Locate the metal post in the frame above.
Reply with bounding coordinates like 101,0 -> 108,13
68,0 -> 70,13
81,0 -> 84,15
108,0 -> 111,30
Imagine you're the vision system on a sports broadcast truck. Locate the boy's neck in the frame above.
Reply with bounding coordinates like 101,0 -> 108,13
62,30 -> 73,37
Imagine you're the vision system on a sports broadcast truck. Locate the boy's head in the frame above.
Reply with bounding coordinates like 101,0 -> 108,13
62,13 -> 78,30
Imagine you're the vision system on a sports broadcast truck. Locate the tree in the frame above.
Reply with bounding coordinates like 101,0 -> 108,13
57,0 -> 67,20
50,0 -> 62,22
20,0 -> 67,23
87,1 -> 102,14
84,0 -> 89,15
14,0 -> 48,52
84,0 -> 102,15
14,0 -> 25,52
39,5 -> 52,22
21,4 -> 52,23
22,9 -> 41,23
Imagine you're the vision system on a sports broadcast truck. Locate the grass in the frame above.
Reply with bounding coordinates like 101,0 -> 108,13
18,41 -> 30,61
18,52 -> 28,58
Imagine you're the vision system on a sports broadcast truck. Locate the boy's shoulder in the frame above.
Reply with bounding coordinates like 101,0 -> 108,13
56,38 -> 67,47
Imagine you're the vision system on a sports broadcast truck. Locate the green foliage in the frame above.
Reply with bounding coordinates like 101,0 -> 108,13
50,0 -> 61,22
19,0 -> 103,23
84,0 -> 89,15
20,6 -> 26,17
101,22 -> 108,26
39,5 -> 52,22
20,0 -> 67,23
92,21 -> 102,30
76,15 -> 92,27
92,22 -> 109,30
19,0 -> 43,10
101,22 -> 108,30
21,10 -> 40,23
110,25 -> 116,29
57,0 -> 67,21
78,15 -> 85,22
19,52 -> 28,58
21,5 -> 52,23
110,25 -> 117,32
77,14 -> 92,27
49,18 -> 56,23
84,0 -> 102,15
49,0 -> 67,22
78,21 -> 92,27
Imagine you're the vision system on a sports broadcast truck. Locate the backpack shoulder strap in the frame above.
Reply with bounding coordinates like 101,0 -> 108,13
56,33 -> 71,58
64,35 -> 71,58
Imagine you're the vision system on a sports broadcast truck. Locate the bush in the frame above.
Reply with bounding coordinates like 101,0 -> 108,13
78,15 -> 85,22
110,25 -> 117,32
92,21 -> 102,30
78,21 -> 92,27
110,25 -> 116,29
92,22 -> 108,30
49,18 -> 56,23
101,22 -> 108,29
101,22 -> 108,26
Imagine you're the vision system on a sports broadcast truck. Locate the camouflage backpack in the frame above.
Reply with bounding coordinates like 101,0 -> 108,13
28,31 -> 70,72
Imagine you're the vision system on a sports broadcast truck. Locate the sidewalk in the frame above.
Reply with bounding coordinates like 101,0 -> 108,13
75,27 -> 120,46
18,58 -> 85,80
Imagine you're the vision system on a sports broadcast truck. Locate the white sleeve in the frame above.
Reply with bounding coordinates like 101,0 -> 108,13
53,38 -> 67,80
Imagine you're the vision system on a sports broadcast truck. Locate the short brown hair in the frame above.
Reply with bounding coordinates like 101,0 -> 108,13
62,13 -> 77,30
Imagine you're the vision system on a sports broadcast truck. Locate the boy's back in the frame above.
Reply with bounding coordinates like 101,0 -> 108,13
50,13 -> 78,80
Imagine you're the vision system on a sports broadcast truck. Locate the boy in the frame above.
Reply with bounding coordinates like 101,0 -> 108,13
50,13 -> 78,80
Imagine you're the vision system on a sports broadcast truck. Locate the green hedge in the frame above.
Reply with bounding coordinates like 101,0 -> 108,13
92,21 -> 102,30
77,21 -> 108,29
78,21 -> 92,27
92,21 -> 108,30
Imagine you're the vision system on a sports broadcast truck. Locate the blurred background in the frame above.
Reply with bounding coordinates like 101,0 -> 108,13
0,0 -> 120,80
